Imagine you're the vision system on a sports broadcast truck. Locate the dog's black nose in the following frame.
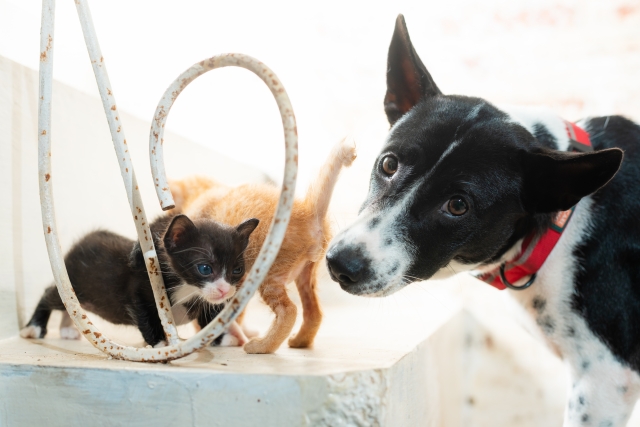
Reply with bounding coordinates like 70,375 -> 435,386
326,245 -> 370,288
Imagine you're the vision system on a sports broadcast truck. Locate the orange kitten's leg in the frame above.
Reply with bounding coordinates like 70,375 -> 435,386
288,262 -> 322,348
243,281 -> 297,354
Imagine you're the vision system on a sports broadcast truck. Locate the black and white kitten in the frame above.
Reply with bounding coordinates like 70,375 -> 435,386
20,214 -> 259,347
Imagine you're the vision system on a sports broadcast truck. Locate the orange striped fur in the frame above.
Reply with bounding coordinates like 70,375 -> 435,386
170,139 -> 356,353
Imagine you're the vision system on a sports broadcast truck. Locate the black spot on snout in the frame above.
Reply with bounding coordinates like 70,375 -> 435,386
388,262 -> 399,275
368,216 -> 381,230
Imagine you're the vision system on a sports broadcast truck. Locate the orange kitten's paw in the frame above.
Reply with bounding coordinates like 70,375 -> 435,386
20,325 -> 44,339
288,335 -> 313,349
243,337 -> 278,354
60,326 -> 81,340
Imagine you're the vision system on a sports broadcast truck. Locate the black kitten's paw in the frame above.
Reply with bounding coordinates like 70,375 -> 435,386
211,333 -> 243,347
19,325 -> 46,339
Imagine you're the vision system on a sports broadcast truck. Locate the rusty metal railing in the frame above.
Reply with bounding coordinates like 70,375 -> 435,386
37,0 -> 297,362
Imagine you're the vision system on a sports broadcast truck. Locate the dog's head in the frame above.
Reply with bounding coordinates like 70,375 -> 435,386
326,15 -> 623,297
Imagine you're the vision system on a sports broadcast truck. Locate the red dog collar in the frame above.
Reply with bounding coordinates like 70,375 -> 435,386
477,121 -> 592,290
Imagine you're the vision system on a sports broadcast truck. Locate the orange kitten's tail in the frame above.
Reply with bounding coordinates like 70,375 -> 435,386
169,175 -> 217,212
305,137 -> 357,220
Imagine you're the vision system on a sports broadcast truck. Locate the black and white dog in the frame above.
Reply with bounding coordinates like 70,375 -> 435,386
326,15 -> 640,427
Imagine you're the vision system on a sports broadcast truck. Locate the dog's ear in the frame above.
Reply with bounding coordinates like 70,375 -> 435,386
163,214 -> 197,251
385,14 -> 441,126
521,148 -> 623,213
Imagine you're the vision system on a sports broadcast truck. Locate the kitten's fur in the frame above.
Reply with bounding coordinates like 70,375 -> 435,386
20,214 -> 258,347
171,139 -> 357,353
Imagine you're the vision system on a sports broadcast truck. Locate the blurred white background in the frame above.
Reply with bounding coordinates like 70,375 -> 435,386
3,0 -> 639,213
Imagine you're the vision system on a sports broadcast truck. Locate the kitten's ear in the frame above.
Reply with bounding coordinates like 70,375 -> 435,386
128,241 -> 145,270
163,215 -> 197,251
385,14 -> 441,126
521,148 -> 623,213
236,218 -> 260,243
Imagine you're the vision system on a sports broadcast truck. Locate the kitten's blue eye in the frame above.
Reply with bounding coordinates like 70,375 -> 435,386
197,264 -> 213,276
232,266 -> 244,275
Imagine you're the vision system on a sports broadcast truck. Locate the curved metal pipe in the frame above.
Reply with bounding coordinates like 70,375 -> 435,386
36,0 -> 297,361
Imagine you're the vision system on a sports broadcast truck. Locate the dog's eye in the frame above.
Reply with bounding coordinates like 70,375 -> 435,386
196,264 -> 213,276
381,155 -> 398,176
445,197 -> 469,216
232,266 -> 244,276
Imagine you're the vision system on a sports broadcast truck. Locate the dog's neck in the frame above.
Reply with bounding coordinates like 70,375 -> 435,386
499,104 -> 577,151
480,104 -> 577,269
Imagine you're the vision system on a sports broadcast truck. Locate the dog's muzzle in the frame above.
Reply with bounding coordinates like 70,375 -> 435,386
325,243 -> 373,294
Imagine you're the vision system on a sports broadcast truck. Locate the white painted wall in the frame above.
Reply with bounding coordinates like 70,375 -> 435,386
0,55 -> 268,333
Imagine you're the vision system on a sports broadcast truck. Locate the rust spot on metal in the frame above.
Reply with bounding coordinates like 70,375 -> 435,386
135,216 -> 138,220
117,126 -> 121,132
111,105 -> 116,111
126,168 -> 129,173
107,88 -> 112,95
82,314 -> 86,319
45,173 -> 50,182
93,332 -> 102,338
160,302 -> 164,308
83,329 -> 90,335
47,226 -> 51,233
41,130 -> 47,135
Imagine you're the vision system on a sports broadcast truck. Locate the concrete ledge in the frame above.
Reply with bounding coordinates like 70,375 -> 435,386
0,285 -> 462,426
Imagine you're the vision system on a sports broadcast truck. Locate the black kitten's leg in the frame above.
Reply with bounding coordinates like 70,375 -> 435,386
197,303 -> 245,347
196,303 -> 224,346
20,286 -> 64,339
134,298 -> 167,347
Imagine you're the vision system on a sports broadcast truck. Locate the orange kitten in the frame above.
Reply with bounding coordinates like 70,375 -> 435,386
170,139 -> 356,353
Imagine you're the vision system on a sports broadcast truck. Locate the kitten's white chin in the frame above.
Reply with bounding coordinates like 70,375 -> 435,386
205,289 -> 235,305
203,280 -> 236,304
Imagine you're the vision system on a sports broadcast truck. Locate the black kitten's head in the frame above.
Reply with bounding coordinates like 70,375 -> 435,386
162,215 -> 259,305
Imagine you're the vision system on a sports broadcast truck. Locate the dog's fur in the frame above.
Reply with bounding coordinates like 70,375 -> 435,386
326,15 -> 640,426
171,139 -> 356,353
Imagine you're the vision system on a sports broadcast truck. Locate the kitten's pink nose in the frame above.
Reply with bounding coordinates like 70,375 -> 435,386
217,281 -> 230,297
204,279 -> 234,302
